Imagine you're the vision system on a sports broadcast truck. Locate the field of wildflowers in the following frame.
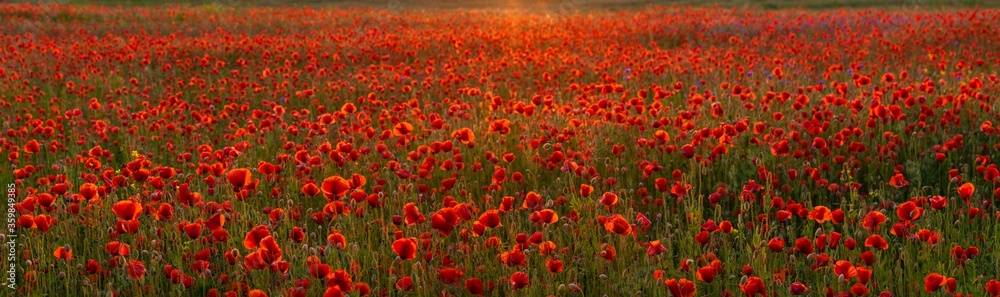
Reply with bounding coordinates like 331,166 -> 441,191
2,3 -> 1000,296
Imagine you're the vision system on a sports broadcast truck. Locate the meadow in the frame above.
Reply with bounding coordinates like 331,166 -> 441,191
2,2 -> 1000,297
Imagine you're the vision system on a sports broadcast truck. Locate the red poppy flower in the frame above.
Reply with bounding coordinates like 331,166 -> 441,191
353,283 -> 370,296
896,201 -> 923,221
833,260 -> 857,279
850,283 -> 870,296
183,222 -> 202,239
580,184 -> 594,197
740,276 -> 766,296
986,279 -> 1000,297
321,175 -> 352,200
603,214 -> 631,236
598,244 -> 616,262
53,247 -> 72,261
393,122 -> 414,136
105,241 -> 130,256
79,183 -> 99,200
465,278 -> 484,295
500,250 -> 527,267
647,240 -> 668,256
403,203 -> 426,225
864,235 -> 888,250
888,173 -> 908,188
324,229 -> 346,249
489,119 -> 511,134
477,209 -> 502,228
24,140 -> 40,154
790,282 -> 809,295
925,273 -> 947,293
861,211 -> 886,231
510,271 -> 530,289
534,209 -> 558,224
205,213 -> 225,231
451,128 -> 476,146
392,238 -> 418,260
767,238 -> 785,252
929,196 -> 948,210
546,258 -> 563,273
694,231 -> 711,245
227,168 -> 252,188
599,192 -> 619,208
831,209 -> 845,224
112,200 -> 143,221
957,183 -> 974,202
32,214 -> 55,233
665,278 -> 697,297
126,259 -> 146,280
258,235 -> 283,263
808,206 -> 833,223
492,166 -> 506,184
301,183 -> 321,197
437,268 -> 463,284
243,225 -> 271,249
309,263 -> 332,279
396,276 -> 414,291
857,266 -> 873,284
860,251 -> 875,266
696,266 -> 716,283
794,237 -> 813,255
327,270 -> 352,292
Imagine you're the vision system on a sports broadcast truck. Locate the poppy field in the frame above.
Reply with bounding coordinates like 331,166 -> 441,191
3,2 -> 1000,297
